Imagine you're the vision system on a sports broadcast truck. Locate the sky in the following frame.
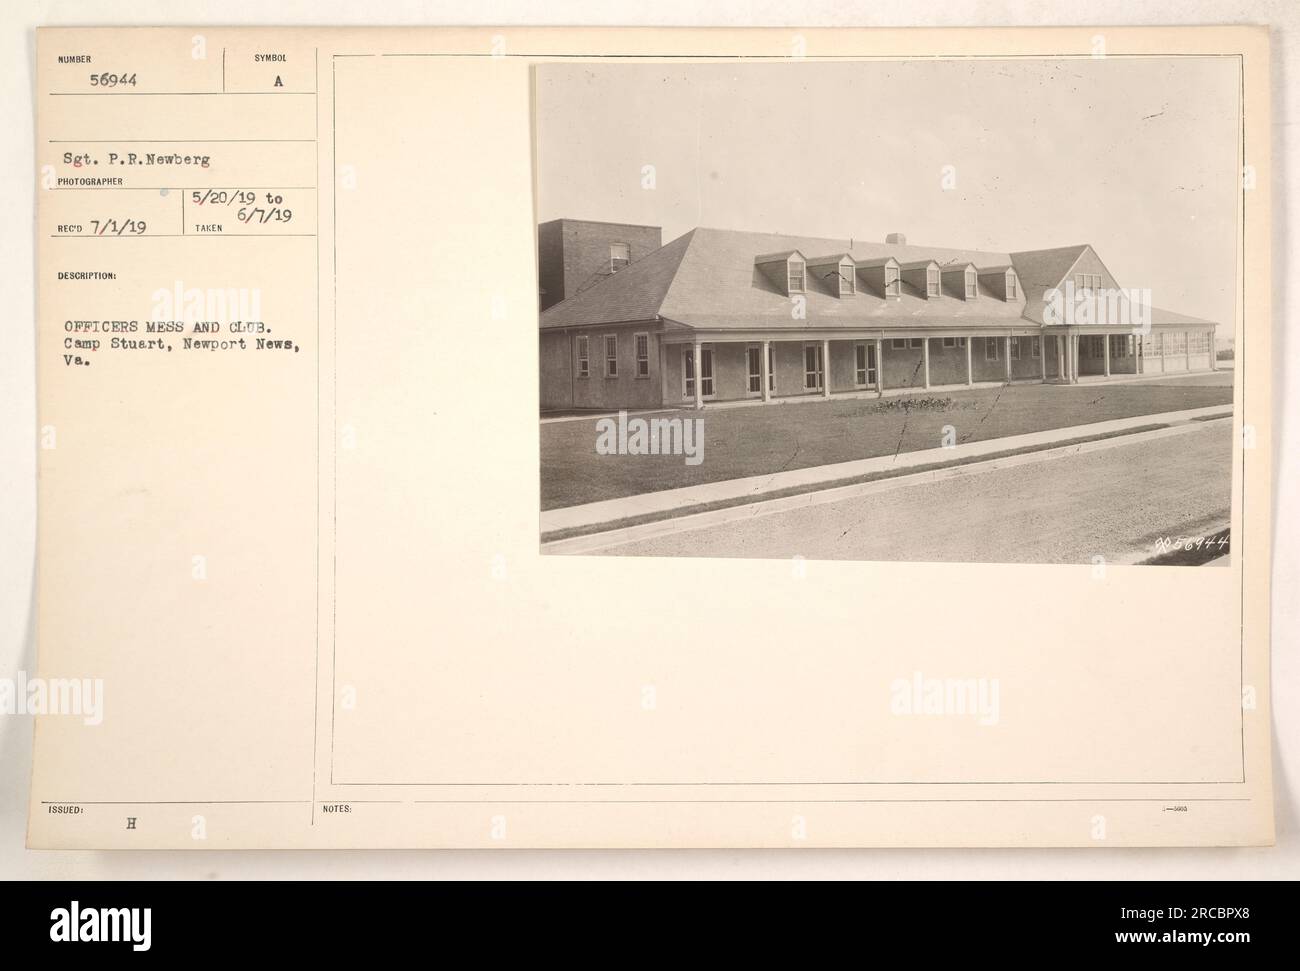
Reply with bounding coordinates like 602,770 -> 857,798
535,57 -> 1241,334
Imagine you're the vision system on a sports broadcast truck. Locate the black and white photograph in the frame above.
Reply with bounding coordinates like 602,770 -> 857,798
537,58 -> 1238,565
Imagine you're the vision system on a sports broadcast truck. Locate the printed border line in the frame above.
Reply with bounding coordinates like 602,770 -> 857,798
324,48 -> 1251,794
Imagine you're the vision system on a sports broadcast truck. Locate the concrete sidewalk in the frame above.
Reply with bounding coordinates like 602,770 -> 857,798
540,404 -> 1233,535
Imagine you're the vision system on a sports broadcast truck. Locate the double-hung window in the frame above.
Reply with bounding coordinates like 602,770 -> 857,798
788,259 -> 806,293
604,335 -> 618,377
576,336 -> 590,378
885,265 -> 901,298
634,333 -> 650,377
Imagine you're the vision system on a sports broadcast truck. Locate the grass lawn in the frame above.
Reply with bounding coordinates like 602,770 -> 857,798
540,374 -> 1233,510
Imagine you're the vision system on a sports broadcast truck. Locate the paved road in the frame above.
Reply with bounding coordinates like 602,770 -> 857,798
595,422 -> 1233,564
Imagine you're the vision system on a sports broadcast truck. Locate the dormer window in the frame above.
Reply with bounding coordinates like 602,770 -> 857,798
1075,272 -> 1101,292
755,250 -> 809,297
926,267 -> 940,297
977,265 -> 1018,301
788,258 -> 806,293
609,242 -> 631,273
855,256 -> 902,299
965,268 -> 978,299
838,264 -> 855,296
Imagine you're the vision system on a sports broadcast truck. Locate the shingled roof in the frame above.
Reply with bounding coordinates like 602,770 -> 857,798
538,228 -> 1213,333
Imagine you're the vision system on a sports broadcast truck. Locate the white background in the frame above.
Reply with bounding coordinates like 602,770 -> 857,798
1,0 -> 1295,879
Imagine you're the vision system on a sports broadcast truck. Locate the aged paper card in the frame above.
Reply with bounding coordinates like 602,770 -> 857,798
29,25 -> 1272,847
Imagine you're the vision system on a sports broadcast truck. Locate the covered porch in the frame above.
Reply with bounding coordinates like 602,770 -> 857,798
1044,324 -> 1218,383
661,331 -> 1054,409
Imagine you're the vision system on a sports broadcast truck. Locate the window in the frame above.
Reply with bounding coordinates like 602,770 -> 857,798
1173,332 -> 1187,354
1010,337 -> 1021,360
788,258 -> 806,293
958,337 -> 967,347
1007,273 -> 1018,299
1031,336 -> 1041,359
604,334 -> 618,377
965,269 -> 978,299
1108,334 -> 1127,359
985,337 -> 1000,361
576,336 -> 590,379
909,338 -> 923,349
1075,272 -> 1102,291
854,342 -> 878,387
839,263 -> 856,297
634,333 -> 650,377
747,345 -> 762,394
883,263 -> 904,297
892,338 -> 907,350
942,336 -> 956,348
804,344 -> 824,390
927,267 -> 940,297
610,242 -> 631,273
886,264 -> 901,297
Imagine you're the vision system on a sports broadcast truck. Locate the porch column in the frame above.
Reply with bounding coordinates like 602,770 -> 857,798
822,339 -> 831,398
659,341 -> 669,404
1004,336 -> 1012,382
692,339 -> 703,410
1039,336 -> 1047,382
1208,327 -> 1217,371
922,337 -> 931,390
1136,335 -> 1143,375
761,339 -> 772,402
1103,333 -> 1111,377
1056,335 -> 1064,382
875,338 -> 884,395
1072,334 -> 1080,383
965,336 -> 973,386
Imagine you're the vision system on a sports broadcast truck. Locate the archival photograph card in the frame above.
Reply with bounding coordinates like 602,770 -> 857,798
28,24 -> 1272,848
